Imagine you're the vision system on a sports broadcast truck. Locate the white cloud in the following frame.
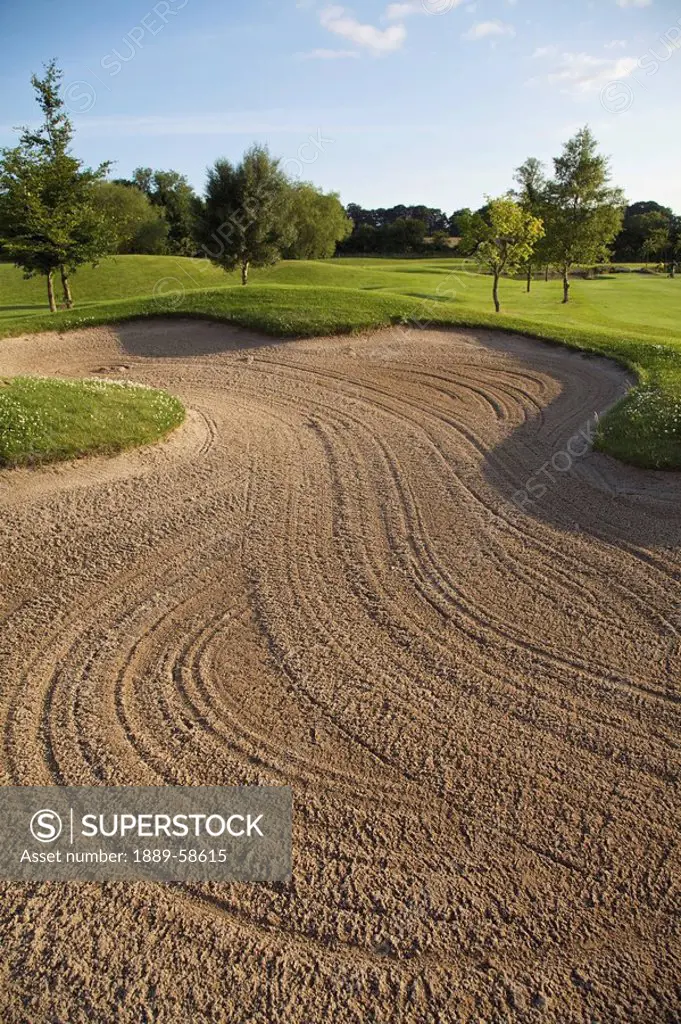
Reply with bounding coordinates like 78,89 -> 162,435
616,0 -> 652,7
384,0 -> 465,16
300,47 -> 360,58
463,20 -> 516,40
319,5 -> 407,53
532,51 -> 638,93
604,39 -> 628,49
532,44 -> 558,58
384,1 -> 421,18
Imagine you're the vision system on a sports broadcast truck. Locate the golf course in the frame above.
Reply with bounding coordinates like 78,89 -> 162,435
2,17 -> 680,1021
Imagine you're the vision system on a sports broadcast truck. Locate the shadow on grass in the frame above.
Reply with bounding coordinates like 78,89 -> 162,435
0,304 -> 47,313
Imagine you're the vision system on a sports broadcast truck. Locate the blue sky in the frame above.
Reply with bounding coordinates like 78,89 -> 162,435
1,0 -> 679,212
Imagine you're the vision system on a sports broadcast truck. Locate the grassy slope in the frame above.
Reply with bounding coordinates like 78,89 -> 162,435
1,255 -> 680,468
0,376 -> 185,466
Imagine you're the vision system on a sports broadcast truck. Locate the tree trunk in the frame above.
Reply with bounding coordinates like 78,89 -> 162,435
46,270 -> 57,313
492,271 -> 500,313
562,267 -> 570,304
241,260 -> 249,286
670,261 -> 676,279
60,265 -> 73,308
545,264 -> 550,282
526,264 -> 532,293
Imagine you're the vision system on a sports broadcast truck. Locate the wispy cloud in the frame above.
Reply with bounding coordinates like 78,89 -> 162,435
463,20 -> 515,41
530,51 -> 638,93
384,1 -> 423,19
384,0 -> 465,17
604,39 -> 628,49
616,0 -> 652,7
0,113 -> 442,139
319,5 -> 407,54
299,47 -> 360,58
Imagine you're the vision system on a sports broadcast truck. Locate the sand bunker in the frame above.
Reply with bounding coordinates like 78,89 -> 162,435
0,319 -> 679,1022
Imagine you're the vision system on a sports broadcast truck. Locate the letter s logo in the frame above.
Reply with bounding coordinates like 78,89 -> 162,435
30,809 -> 63,843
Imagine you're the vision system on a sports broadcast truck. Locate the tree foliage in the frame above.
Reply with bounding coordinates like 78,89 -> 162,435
542,127 -> 625,302
462,195 -> 544,312
127,167 -> 201,255
200,145 -> 293,284
513,157 -> 549,290
0,60 -> 110,310
612,201 -> 674,262
341,203 -> 451,254
282,184 -> 352,259
91,182 -> 169,255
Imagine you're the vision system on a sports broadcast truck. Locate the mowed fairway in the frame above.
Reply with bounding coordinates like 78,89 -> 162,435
1,256 -> 679,344
0,319 -> 679,1022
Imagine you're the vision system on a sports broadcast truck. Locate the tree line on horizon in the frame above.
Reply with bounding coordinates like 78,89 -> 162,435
0,61 -> 679,313
338,200 -> 681,270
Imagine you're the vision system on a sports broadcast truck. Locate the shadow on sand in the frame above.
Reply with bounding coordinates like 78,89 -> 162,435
113,316 -> 681,551
471,330 -> 681,550
113,317 -> 293,359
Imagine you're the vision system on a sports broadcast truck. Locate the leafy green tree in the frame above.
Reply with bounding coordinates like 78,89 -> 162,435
462,195 -> 544,312
282,183 -> 352,259
543,127 -> 625,303
513,157 -> 548,292
130,167 -> 201,255
349,223 -> 379,253
200,145 -> 293,284
612,201 -> 674,262
667,216 -> 681,278
0,60 -> 110,311
383,217 -> 427,254
448,208 -> 472,238
431,229 -> 451,251
635,211 -> 670,267
641,229 -> 668,266
91,182 -> 169,254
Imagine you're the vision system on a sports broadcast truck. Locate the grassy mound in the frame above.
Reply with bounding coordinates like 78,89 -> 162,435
1,255 -> 680,468
0,376 -> 185,467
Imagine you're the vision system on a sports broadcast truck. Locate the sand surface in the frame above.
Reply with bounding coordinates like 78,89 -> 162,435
0,320 -> 679,1022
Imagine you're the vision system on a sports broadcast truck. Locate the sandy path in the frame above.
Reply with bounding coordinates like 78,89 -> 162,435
0,320 -> 679,1023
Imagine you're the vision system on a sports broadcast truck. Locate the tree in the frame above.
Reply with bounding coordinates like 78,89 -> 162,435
635,210 -> 671,267
448,208 -> 472,238
431,229 -> 451,251
200,144 -> 293,284
380,217 -> 426,254
543,127 -> 625,303
612,201 -> 674,262
129,167 -> 201,255
282,183 -> 352,259
348,223 -> 379,253
667,216 -> 681,278
462,195 -> 544,313
513,157 -> 547,292
91,181 -> 169,254
0,61 -> 110,311
341,203 -> 450,252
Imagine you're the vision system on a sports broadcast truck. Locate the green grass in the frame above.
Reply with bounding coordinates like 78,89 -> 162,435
0,376 -> 185,466
1,255 -> 680,468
